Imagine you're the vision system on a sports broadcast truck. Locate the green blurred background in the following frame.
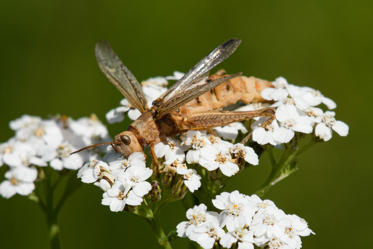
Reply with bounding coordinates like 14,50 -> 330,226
0,0 -> 372,248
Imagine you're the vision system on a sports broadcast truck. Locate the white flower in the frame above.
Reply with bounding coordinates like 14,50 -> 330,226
154,138 -> 186,164
176,166 -> 201,192
50,142 -> 85,170
78,159 -> 113,190
177,204 -> 216,237
177,191 -> 314,249
106,98 -> 141,123
69,115 -> 109,145
251,206 -> 286,245
178,205 -> 224,249
261,77 -> 289,102
0,167 -> 38,198
101,182 -> 129,212
2,140 -> 46,168
275,105 -> 313,134
105,151 -> 146,176
252,119 -> 294,146
181,131 -> 212,164
101,160 -> 152,212
10,116 -> 63,149
166,71 -> 184,80
214,122 -> 248,141
117,164 -> 152,203
314,111 -> 349,141
212,191 -> 256,230
220,221 -> 255,249
273,214 -> 314,249
230,143 -> 259,165
105,100 -> 131,124
287,84 -> 336,110
189,216 -> 225,249
199,143 -> 239,177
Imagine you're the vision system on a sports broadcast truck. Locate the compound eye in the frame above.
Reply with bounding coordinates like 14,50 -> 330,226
120,135 -> 131,145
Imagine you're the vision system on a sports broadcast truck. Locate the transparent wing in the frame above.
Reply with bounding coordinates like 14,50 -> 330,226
155,73 -> 242,118
95,41 -> 148,113
154,39 -> 242,118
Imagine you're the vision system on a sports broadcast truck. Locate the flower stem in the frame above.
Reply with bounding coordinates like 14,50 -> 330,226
256,136 -> 317,197
46,214 -> 61,249
146,217 -> 173,249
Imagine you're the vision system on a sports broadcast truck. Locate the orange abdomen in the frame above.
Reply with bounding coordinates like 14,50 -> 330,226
178,73 -> 272,115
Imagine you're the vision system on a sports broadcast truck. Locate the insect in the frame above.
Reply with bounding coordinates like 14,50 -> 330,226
73,39 -> 274,163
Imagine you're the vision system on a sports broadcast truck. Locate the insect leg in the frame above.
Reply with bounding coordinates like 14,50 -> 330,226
178,108 -> 275,131
150,143 -> 161,176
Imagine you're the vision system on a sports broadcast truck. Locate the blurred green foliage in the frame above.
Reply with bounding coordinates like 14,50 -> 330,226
0,0 -> 372,248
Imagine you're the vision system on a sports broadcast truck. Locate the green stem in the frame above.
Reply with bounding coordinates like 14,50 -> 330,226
256,137 -> 318,197
146,217 -> 173,249
46,213 -> 61,249
256,142 -> 300,197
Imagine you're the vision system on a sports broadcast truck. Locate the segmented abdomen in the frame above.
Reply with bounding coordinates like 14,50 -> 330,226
178,72 -> 272,115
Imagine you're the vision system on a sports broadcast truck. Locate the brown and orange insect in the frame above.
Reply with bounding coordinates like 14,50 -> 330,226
73,39 -> 274,163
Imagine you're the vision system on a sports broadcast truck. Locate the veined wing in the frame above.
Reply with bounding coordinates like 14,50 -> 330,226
154,39 -> 241,118
155,73 -> 242,118
95,41 -> 148,113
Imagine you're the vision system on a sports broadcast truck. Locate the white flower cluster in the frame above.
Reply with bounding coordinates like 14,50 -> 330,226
78,151 -> 152,212
0,114 -> 109,198
154,130 -> 259,192
250,77 -> 349,145
177,190 -> 314,249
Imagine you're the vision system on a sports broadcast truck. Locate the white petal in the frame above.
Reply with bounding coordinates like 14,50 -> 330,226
176,221 -> 189,237
186,150 -> 200,164
252,127 -> 271,145
126,191 -> 143,206
132,181 -> 152,197
15,182 -> 35,196
0,181 -> 17,198
106,109 -> 124,124
220,233 -> 236,248
220,162 -> 239,177
238,242 -> 254,249
109,199 -> 125,212
128,109 -> 141,120
315,123 -> 332,141
64,154 -> 84,170
322,96 -> 337,109
50,158 -> 64,170
332,120 -> 349,136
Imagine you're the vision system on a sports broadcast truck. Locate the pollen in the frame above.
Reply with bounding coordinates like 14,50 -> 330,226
35,128 -> 44,137
208,135 -> 219,144
10,177 -> 18,185
215,153 -> 227,164
263,214 -> 276,226
4,146 -> 13,154
117,191 -> 125,200
285,227 -> 295,238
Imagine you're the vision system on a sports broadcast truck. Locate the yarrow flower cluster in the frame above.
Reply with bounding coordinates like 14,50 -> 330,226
0,114 -> 109,198
177,190 -> 314,249
249,77 -> 349,145
154,130 -> 259,192
0,71 -> 349,249
78,150 -> 152,212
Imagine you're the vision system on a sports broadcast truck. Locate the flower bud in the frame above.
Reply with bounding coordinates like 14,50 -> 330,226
162,172 -> 174,187
149,180 -> 162,202
171,177 -> 187,200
